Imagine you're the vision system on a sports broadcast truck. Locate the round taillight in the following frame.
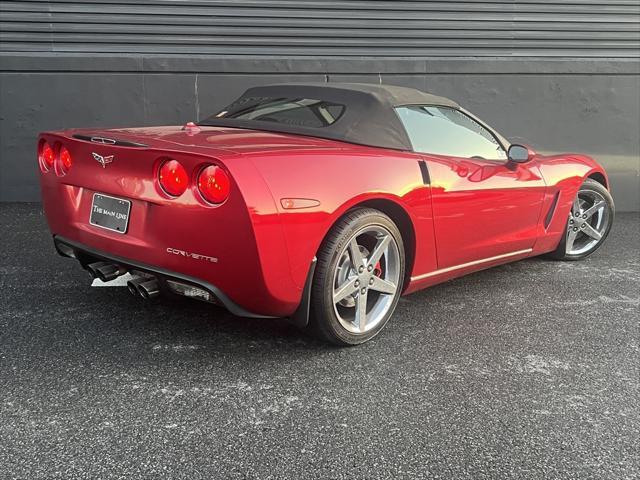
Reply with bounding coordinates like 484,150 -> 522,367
198,165 -> 230,205
159,159 -> 188,197
39,141 -> 54,172
57,146 -> 72,175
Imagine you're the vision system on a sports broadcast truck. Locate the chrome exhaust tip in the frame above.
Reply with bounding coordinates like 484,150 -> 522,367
138,279 -> 160,299
86,261 -> 110,279
95,264 -> 126,282
127,277 -> 146,297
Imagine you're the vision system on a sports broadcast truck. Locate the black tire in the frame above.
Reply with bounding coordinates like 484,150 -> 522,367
549,178 -> 614,261
309,208 -> 405,346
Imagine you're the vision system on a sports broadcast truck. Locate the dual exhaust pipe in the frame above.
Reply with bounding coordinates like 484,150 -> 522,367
127,276 -> 160,300
86,261 -> 126,283
86,261 -> 159,300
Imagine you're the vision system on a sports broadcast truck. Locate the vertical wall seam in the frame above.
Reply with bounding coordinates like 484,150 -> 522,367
141,74 -> 148,124
194,73 -> 200,121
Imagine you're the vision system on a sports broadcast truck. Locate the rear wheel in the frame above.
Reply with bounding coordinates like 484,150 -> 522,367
550,178 -> 614,261
310,208 -> 405,346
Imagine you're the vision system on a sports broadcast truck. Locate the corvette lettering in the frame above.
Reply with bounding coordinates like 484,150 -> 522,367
166,247 -> 218,264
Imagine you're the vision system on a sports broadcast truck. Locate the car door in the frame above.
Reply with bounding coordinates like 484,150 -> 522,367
396,105 -> 546,269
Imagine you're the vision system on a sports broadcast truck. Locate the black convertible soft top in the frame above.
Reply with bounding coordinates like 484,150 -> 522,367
199,83 -> 460,151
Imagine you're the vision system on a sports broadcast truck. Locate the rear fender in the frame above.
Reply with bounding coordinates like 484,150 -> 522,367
248,148 -> 438,301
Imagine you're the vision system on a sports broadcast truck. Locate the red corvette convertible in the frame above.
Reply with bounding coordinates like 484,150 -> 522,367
38,83 -> 614,345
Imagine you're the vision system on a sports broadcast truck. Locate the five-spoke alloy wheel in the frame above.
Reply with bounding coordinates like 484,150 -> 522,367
310,208 -> 405,345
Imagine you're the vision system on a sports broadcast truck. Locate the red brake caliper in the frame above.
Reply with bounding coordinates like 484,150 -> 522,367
373,261 -> 382,277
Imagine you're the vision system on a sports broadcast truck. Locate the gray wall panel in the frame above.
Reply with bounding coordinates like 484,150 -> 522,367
2,68 -> 638,209
0,0 -> 639,209
0,72 -> 148,200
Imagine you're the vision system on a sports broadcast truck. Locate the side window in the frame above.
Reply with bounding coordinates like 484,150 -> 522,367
396,106 -> 507,160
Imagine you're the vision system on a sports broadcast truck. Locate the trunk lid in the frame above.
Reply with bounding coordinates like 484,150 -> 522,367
64,125 -> 343,155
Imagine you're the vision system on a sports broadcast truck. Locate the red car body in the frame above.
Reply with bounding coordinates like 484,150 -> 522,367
38,84 -> 610,324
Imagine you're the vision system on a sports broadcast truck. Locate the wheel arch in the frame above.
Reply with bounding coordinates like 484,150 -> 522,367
587,171 -> 608,189
318,197 -> 417,292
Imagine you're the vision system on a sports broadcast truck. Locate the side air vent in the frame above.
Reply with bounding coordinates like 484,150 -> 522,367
418,160 -> 431,185
544,191 -> 561,229
72,134 -> 148,148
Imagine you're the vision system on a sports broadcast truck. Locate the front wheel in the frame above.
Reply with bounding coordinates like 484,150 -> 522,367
309,208 -> 405,346
550,178 -> 614,261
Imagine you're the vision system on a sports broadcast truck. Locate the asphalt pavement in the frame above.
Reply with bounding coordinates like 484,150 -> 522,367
1,204 -> 638,479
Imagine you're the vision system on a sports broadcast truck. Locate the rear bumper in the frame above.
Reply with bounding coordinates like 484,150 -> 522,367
40,169 -> 304,317
54,235 -> 275,318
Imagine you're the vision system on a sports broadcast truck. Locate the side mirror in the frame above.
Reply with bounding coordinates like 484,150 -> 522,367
507,144 -> 532,163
